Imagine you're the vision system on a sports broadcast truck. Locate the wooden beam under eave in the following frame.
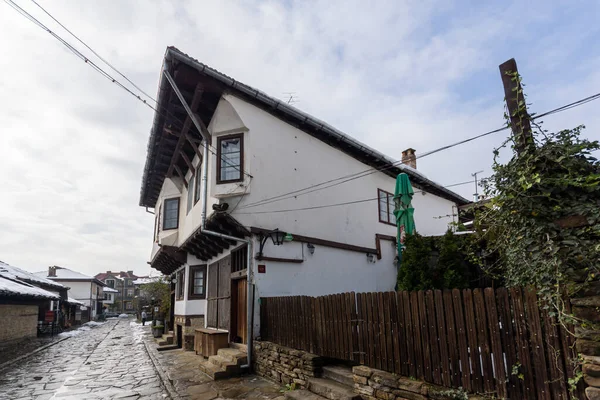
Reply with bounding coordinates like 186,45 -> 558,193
180,151 -> 195,175
166,83 -> 204,178
186,133 -> 203,161
173,165 -> 187,188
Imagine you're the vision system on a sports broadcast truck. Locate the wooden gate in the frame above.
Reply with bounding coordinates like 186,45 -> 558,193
207,255 -> 231,330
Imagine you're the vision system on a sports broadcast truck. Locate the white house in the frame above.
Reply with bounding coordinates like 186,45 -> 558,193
102,286 -> 118,310
35,266 -> 105,321
139,47 -> 469,354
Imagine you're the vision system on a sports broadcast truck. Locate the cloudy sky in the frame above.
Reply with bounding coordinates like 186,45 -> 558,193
1,0 -> 598,277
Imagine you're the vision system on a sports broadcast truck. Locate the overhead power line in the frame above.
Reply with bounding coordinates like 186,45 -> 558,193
235,179 -> 477,215
8,0 -> 600,208
6,0 -> 251,178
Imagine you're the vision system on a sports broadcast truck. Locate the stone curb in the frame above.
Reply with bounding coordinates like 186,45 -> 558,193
0,336 -> 70,372
143,333 -> 180,400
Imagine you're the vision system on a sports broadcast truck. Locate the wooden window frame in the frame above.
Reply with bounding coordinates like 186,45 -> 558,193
378,189 -> 396,226
216,133 -> 244,184
175,270 -> 185,301
186,174 -> 194,215
163,198 -> 180,230
194,158 -> 202,204
188,265 -> 207,300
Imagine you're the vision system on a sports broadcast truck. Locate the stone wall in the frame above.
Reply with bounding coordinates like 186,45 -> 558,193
0,304 -> 39,342
253,341 -> 323,388
573,295 -> 600,399
353,366 -> 485,400
174,315 -> 204,351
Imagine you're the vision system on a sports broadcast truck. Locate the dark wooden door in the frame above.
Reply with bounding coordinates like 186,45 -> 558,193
207,255 -> 231,331
235,278 -> 248,343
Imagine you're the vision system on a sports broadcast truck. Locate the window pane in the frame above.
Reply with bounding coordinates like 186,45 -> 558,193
218,136 -> 242,182
164,199 -> 179,229
187,176 -> 194,214
194,166 -> 202,203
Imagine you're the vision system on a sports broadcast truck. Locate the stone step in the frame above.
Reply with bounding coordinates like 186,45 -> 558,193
285,389 -> 327,400
308,378 -> 361,400
198,360 -> 230,380
322,365 -> 354,388
208,355 -> 240,373
156,344 -> 179,352
161,334 -> 174,344
229,342 -> 248,353
217,348 -> 247,365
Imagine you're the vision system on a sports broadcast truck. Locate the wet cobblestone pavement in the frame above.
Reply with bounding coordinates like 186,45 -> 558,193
0,318 -> 168,400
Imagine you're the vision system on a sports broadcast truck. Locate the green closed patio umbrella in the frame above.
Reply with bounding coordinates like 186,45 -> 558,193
393,173 -> 416,261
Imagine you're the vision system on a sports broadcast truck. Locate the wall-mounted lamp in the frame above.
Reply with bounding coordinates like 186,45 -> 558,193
171,278 -> 177,284
257,228 -> 290,258
306,243 -> 315,255
366,253 -> 376,263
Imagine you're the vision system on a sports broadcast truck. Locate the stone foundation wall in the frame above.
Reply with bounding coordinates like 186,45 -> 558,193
174,315 -> 204,351
573,295 -> 600,399
253,341 -> 323,388
0,304 -> 39,342
353,366 -> 485,400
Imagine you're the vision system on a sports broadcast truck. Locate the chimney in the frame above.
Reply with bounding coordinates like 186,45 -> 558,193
107,270 -> 111,274
127,270 -> 134,276
401,148 -> 417,169
48,266 -> 56,277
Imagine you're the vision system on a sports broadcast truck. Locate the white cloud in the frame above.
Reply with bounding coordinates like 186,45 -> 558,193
0,0 -> 597,275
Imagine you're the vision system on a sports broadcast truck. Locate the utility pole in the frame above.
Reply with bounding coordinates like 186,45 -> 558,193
472,170 -> 484,202
499,58 -> 534,154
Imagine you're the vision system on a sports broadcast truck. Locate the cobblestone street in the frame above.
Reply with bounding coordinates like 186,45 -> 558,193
0,318 -> 168,400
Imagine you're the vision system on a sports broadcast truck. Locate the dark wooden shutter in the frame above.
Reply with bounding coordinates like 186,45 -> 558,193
207,262 -> 219,328
218,257 -> 231,330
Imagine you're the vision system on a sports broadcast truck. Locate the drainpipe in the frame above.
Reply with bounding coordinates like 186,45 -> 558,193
164,71 -> 255,370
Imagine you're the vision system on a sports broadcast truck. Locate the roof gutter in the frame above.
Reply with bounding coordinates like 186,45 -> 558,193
163,69 -> 255,372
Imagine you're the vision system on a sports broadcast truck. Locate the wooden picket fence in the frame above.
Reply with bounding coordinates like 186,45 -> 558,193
260,288 -> 583,399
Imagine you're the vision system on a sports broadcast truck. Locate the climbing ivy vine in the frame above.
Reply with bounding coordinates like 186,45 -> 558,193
473,72 -> 600,326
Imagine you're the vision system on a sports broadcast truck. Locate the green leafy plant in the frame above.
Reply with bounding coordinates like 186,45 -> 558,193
280,382 -> 296,392
434,386 -> 469,400
511,362 -> 524,381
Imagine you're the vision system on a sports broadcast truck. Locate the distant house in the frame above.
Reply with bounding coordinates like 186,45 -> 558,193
102,286 -> 119,312
0,261 -> 65,341
35,266 -> 105,321
95,270 -> 144,313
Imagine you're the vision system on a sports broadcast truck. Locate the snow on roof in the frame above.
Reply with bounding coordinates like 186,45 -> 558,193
133,277 -> 159,285
66,297 -> 85,306
103,287 -> 119,293
34,267 -> 94,281
0,276 -> 59,300
0,261 -> 65,290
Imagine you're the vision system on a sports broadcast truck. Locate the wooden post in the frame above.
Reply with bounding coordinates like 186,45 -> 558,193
499,58 -> 533,153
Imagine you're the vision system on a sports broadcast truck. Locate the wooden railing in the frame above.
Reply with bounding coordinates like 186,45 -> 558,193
260,288 -> 582,399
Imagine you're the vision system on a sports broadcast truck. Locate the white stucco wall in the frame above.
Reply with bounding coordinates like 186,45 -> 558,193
54,280 -> 102,317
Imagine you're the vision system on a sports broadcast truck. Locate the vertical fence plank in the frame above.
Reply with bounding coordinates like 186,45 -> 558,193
344,293 -> 353,361
559,295 -> 584,400
473,288 -> 494,393
444,290 -> 461,388
334,294 -> 343,360
397,292 -> 409,376
452,289 -> 471,391
366,293 -> 377,369
403,291 -> 416,378
383,292 -> 395,373
463,289 -> 483,393
357,293 -> 366,365
341,293 -> 350,360
376,293 -> 386,370
510,287 -> 536,399
496,288 -> 522,399
411,290 -> 424,379
391,292 -> 401,375
348,292 -> 357,362
525,288 -> 552,400
310,296 -> 316,354
434,290 -> 451,387
418,291 -> 432,382
541,307 -> 569,400
328,295 -> 336,359
315,296 -> 322,355
425,290 -> 441,385
484,288 -> 507,399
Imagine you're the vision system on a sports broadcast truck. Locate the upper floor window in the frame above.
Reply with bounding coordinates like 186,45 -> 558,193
176,270 -> 185,300
378,189 -> 396,226
194,166 -> 202,204
106,279 -> 115,288
217,134 -> 243,184
188,265 -> 207,299
187,174 -> 194,215
126,289 -> 134,297
163,198 -> 180,230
